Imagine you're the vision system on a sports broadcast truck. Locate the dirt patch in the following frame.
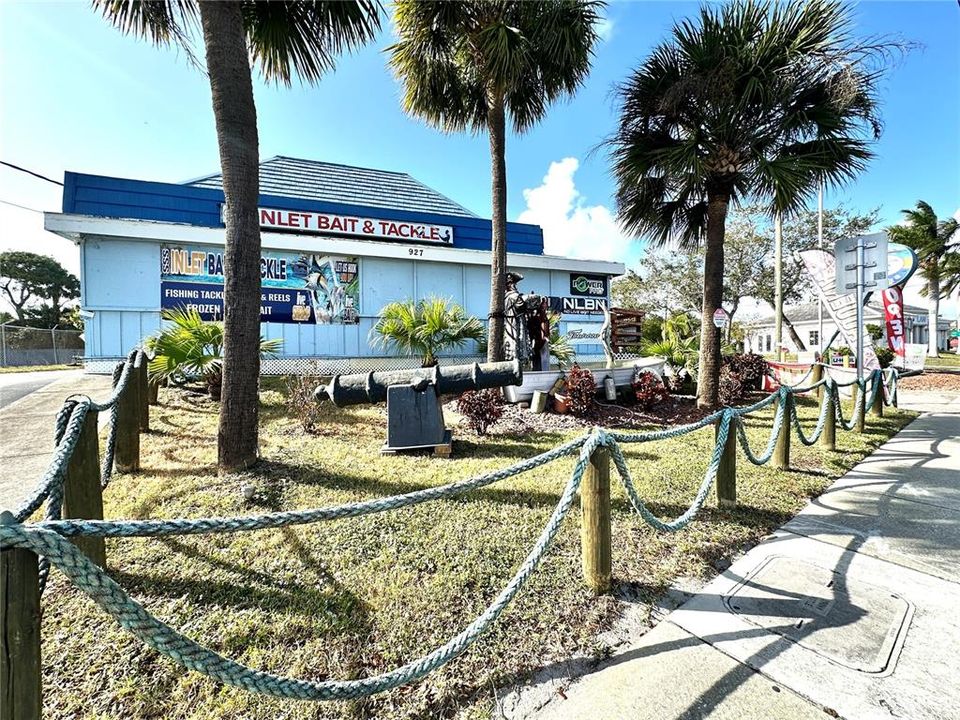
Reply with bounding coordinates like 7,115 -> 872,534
899,371 -> 960,393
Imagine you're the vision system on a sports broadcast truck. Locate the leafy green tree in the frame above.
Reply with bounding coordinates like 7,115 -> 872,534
887,201 -> 959,357
389,0 -> 603,362
94,0 -> 382,471
725,203 -> 878,349
372,297 -> 485,367
0,251 -> 80,325
146,307 -> 282,400
611,251 -> 704,319
608,0 -> 897,408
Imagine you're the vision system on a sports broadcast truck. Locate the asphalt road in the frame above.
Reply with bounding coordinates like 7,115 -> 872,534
0,369 -> 79,408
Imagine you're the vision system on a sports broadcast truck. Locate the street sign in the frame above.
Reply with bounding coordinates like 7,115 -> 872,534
713,308 -> 729,329
834,233 -> 889,295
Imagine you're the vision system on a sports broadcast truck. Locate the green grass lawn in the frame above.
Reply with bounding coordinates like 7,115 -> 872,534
38,386 -> 915,720
925,353 -> 960,368
0,363 -> 73,373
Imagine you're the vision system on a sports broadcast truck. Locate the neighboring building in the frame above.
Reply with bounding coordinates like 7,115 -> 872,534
44,156 -> 624,373
744,301 -> 952,355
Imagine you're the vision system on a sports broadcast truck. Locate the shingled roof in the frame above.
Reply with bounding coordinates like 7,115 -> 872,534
753,300 -> 931,323
187,156 -> 478,218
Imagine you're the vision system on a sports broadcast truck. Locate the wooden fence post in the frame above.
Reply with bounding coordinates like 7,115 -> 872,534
821,389 -> 836,451
715,415 -> 737,508
147,380 -> 159,406
854,384 -> 865,433
812,363 -> 824,401
1,511 -> 42,720
581,447 -> 612,595
63,409 -> 106,567
870,373 -> 884,417
137,355 -> 150,430
115,362 -> 140,474
774,394 -> 792,471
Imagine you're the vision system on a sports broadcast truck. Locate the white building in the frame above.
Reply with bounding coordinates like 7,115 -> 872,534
744,301 -> 952,355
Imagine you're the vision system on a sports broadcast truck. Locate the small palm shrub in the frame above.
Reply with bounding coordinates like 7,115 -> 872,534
147,307 -> 282,400
457,389 -> 504,436
565,364 -> 596,417
372,297 -> 484,367
548,313 -> 576,368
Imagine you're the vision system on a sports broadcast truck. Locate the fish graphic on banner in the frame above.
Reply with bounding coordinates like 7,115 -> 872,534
797,248 -> 880,371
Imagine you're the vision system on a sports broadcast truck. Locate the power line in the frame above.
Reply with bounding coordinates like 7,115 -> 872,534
0,161 -> 63,186
0,198 -> 45,213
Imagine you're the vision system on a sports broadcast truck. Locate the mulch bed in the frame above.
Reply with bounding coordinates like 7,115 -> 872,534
898,371 -> 960,393
447,394 -> 716,435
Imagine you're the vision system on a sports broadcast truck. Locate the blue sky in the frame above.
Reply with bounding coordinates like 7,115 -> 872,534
1,1 -> 958,314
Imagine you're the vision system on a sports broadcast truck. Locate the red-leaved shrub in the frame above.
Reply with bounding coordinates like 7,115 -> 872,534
565,364 -> 596,416
632,370 -> 669,410
456,389 -> 504,435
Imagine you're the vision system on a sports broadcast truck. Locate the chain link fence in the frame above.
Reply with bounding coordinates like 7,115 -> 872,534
0,324 -> 84,367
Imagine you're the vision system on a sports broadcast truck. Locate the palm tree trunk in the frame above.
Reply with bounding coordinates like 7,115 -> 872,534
928,274 -> 940,357
199,1 -> 262,472
783,313 -> 807,352
486,95 -> 507,362
698,194 -> 729,409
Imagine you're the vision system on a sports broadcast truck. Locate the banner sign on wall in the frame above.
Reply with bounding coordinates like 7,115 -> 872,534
564,322 -> 604,344
548,296 -> 607,316
234,206 -> 454,245
569,273 -> 608,297
881,286 -> 906,367
798,249 -> 880,370
160,245 -> 360,324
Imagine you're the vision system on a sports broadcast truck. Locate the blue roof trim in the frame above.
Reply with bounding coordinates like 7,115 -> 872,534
63,172 -> 544,255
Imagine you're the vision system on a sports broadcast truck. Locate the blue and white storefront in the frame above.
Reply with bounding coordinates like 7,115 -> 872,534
44,157 -> 624,373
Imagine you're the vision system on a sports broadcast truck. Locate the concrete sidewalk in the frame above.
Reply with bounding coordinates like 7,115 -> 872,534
521,390 -> 960,720
0,372 -> 114,512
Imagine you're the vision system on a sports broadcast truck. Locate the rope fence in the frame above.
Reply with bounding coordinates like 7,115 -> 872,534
0,358 -> 901,716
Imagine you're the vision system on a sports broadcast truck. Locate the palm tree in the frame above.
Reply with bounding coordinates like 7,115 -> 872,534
147,307 -> 282,400
372,297 -> 485,367
94,1 -> 381,471
388,1 -> 603,363
607,0 -> 898,409
887,201 -> 959,357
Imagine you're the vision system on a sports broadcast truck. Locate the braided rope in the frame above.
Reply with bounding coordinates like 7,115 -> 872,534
0,432 -> 606,701
790,382 -> 833,446
2,360 -> 902,701
40,434 -> 590,538
606,412 -> 731,532
736,389 -> 788,466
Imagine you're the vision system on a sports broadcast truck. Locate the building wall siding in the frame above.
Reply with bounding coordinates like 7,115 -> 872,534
81,236 -> 608,362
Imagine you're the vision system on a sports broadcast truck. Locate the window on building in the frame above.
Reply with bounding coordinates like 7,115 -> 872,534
809,330 -> 819,347
765,334 -> 772,352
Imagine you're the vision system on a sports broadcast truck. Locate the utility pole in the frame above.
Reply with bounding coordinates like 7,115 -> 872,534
774,214 -> 783,361
817,185 -> 824,357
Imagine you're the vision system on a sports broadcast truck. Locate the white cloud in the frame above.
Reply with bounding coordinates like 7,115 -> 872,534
595,17 -> 615,42
517,157 -> 634,263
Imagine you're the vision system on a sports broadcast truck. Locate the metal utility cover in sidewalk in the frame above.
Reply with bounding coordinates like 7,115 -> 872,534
723,556 -> 911,674
670,532 -> 960,720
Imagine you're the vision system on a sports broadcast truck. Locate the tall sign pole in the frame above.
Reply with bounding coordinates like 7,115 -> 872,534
855,236 -> 865,383
774,214 -> 783,361
817,186 -> 824,355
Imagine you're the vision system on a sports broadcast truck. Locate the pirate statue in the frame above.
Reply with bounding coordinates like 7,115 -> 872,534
503,272 -> 551,371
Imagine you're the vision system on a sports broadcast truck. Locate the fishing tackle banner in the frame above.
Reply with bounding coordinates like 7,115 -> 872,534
160,245 -> 360,324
